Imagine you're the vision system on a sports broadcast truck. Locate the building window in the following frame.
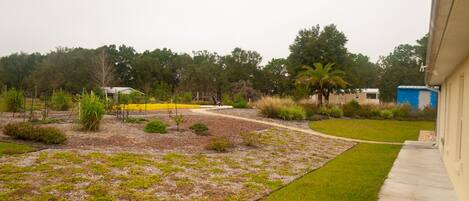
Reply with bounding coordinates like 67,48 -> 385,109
366,93 -> 377,99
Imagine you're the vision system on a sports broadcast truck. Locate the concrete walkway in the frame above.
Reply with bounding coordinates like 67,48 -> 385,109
379,141 -> 458,201
191,108 -> 402,145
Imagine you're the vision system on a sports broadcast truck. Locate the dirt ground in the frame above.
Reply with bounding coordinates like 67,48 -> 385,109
0,109 -> 270,152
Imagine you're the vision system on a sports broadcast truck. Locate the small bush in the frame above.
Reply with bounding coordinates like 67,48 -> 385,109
189,123 -> 209,135
380,110 -> 394,119
342,100 -> 361,117
232,94 -> 248,108
319,106 -> 343,118
357,104 -> 377,118
222,94 -> 233,105
240,132 -> 261,147
51,89 -> 72,111
277,105 -> 306,120
1,89 -> 24,112
329,106 -> 343,118
206,137 -> 234,152
79,93 -> 105,131
144,120 -> 167,133
298,100 -> 320,118
393,104 -> 412,118
3,122 -> 66,144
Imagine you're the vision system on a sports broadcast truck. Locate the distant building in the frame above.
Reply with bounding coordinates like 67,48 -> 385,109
396,86 -> 438,109
101,87 -> 143,101
311,88 -> 380,105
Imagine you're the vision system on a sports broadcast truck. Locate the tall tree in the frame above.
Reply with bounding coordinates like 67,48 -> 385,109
344,53 -> 380,88
0,52 -> 42,89
296,63 -> 348,105
378,44 -> 424,102
288,24 -> 348,78
92,48 -> 116,87
259,58 -> 292,95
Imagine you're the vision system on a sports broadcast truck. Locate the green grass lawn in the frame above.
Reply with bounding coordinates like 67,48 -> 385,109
264,143 -> 401,201
309,119 -> 435,142
0,142 -> 35,156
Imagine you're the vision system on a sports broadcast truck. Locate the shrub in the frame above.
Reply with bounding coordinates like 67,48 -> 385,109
298,100 -> 320,118
1,89 -> 24,112
51,89 -> 72,111
222,94 -> 233,105
3,122 -> 66,144
329,106 -> 343,118
206,137 -> 234,152
79,93 -> 105,131
189,123 -> 209,135
342,100 -> 361,117
319,106 -> 343,118
380,109 -> 394,119
357,104 -> 377,118
319,106 -> 330,116
232,94 -> 248,108
277,105 -> 306,120
144,120 -> 167,133
240,132 -> 261,147
393,104 -> 412,118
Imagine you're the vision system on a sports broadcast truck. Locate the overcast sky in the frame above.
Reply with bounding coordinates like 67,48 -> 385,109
0,0 -> 431,64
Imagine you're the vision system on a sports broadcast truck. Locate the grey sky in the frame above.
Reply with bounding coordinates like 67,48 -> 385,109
0,0 -> 431,64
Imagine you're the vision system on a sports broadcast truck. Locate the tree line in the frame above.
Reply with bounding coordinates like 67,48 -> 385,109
0,24 -> 427,102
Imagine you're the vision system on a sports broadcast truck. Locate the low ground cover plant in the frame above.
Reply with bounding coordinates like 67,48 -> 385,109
79,93 -> 105,131
0,142 -> 35,156
255,97 -> 306,120
206,136 -> 234,152
189,123 -> 209,135
125,117 -> 148,123
3,122 -> 66,144
144,120 -> 167,133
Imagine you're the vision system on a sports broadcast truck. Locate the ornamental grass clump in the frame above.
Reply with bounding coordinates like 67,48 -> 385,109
1,88 -> 24,112
79,93 -> 105,131
255,96 -> 306,120
206,136 -> 234,152
51,89 -> 72,111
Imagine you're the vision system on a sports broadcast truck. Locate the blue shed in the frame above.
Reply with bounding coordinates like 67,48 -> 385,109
396,86 -> 438,109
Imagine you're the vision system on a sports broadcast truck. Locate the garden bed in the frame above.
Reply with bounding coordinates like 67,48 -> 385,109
0,126 -> 355,200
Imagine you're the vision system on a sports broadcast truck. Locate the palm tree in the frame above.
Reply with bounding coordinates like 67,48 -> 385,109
296,63 -> 348,105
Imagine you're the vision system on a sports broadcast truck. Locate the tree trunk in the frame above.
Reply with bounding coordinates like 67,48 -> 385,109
317,89 -> 323,105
